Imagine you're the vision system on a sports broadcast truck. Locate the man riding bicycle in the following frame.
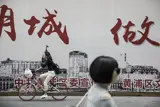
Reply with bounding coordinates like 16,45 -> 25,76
39,46 -> 60,99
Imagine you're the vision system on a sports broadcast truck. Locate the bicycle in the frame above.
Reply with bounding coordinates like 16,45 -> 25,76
18,68 -> 68,101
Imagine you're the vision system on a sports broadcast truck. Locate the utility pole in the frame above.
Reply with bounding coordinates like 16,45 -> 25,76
124,53 -> 130,78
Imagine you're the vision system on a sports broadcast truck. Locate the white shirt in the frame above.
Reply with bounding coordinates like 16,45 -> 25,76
85,84 -> 118,107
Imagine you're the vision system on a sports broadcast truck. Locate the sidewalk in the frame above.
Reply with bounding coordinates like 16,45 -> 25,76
0,91 -> 160,96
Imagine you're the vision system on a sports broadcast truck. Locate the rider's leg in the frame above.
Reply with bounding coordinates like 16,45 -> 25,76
39,72 -> 48,87
41,71 -> 55,99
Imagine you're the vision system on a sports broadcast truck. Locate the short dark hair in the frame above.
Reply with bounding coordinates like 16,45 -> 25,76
89,56 -> 119,84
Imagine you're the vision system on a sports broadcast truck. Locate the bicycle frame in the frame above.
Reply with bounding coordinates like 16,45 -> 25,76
29,74 -> 65,92
19,67 -> 68,101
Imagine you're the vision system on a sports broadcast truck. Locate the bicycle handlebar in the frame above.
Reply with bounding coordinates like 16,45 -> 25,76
35,67 -> 42,72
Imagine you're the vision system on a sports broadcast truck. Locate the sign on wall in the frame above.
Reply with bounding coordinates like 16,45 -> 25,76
0,0 -> 159,92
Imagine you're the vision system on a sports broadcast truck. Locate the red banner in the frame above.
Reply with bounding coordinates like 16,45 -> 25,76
14,77 -> 160,89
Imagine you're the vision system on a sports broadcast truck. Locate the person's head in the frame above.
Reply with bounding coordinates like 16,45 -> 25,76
41,50 -> 52,60
89,56 -> 120,85
44,51 -> 52,60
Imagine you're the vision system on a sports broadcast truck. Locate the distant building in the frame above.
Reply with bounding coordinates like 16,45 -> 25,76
119,65 -> 159,80
0,76 -> 14,91
69,51 -> 88,77
0,59 -> 41,78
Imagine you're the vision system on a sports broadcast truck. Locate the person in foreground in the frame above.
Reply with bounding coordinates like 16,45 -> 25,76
85,56 -> 120,107
39,48 -> 59,99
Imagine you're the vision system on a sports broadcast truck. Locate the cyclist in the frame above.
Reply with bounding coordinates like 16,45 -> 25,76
39,47 -> 59,99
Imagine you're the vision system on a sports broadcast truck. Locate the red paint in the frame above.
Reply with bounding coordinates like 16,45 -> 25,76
58,78 -> 67,88
155,79 -> 160,89
59,78 -> 67,83
25,78 -> 31,85
123,79 -> 131,88
111,16 -> 160,46
14,78 -> 23,88
0,5 -> 16,41
38,9 -> 69,44
50,76 -> 58,84
134,79 -> 143,88
136,16 -> 159,46
79,78 -> 89,88
123,21 -> 136,43
69,78 -> 79,88
144,79 -> 153,89
24,16 -> 40,35
24,9 -> 69,44
110,18 -> 122,45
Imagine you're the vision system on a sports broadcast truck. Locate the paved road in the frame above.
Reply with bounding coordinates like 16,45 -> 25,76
0,96 -> 160,107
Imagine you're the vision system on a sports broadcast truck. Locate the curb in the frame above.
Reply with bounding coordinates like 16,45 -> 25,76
0,92 -> 160,96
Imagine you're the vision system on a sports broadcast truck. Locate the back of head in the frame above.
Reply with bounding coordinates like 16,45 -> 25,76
45,51 -> 52,60
89,56 -> 120,84
45,51 -> 50,56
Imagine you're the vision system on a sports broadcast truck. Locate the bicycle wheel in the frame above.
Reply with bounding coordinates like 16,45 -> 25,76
18,83 -> 36,101
50,82 -> 68,101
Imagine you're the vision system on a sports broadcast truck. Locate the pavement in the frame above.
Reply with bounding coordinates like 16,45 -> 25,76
0,96 -> 160,107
